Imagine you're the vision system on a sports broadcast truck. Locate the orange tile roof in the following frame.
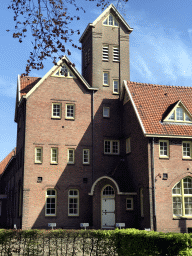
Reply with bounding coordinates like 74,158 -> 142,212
20,76 -> 41,98
126,81 -> 192,137
0,148 -> 16,175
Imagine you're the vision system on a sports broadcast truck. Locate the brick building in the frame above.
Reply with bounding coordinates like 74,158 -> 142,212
1,4 -> 192,232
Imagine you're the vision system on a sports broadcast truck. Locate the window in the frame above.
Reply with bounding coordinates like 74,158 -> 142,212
83,149 -> 90,164
113,80 -> 119,94
51,148 -> 58,164
66,104 -> 75,120
103,72 -> 109,86
103,107 -> 110,118
104,140 -> 119,155
182,141 -> 192,159
102,45 -> 109,61
53,65 -> 74,78
52,103 -> 61,119
159,140 -> 169,158
35,147 -> 43,163
68,189 -> 79,216
126,138 -> 131,154
172,177 -> 192,217
68,149 -> 75,164
103,14 -> 118,26
103,185 -> 114,195
126,198 -> 133,210
165,103 -> 192,123
45,189 -> 56,216
113,47 -> 119,62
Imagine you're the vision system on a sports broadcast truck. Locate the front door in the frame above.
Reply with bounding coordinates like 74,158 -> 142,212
101,185 -> 115,229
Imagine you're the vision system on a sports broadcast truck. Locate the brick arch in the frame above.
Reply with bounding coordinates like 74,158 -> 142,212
88,176 -> 120,195
168,172 -> 192,188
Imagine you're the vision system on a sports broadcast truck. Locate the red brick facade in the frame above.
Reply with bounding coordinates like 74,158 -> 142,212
1,4 -> 192,233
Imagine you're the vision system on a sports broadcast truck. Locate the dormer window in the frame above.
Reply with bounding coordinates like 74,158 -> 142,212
165,101 -> 192,123
103,14 -> 118,27
52,65 -> 74,78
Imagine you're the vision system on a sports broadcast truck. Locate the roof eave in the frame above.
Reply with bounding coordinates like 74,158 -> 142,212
145,134 -> 192,139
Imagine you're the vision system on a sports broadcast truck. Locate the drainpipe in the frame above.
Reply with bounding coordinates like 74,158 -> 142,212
91,90 -> 94,185
118,25 -> 121,97
151,137 -> 156,231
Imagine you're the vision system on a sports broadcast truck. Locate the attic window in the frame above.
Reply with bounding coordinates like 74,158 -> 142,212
165,102 -> 192,123
52,65 -> 74,78
103,14 -> 118,27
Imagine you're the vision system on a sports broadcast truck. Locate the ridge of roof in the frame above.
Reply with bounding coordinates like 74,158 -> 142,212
127,81 -> 192,89
0,148 -> 16,175
79,4 -> 133,43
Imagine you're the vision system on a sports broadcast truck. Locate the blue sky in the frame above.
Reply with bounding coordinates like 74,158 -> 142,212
0,0 -> 192,162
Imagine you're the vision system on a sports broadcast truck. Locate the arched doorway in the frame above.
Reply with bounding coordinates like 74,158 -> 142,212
101,185 -> 115,229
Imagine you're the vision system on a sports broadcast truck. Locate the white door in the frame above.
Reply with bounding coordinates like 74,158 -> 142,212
101,186 -> 115,229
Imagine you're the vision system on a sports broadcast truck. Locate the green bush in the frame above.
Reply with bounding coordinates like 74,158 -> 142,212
0,228 -> 191,255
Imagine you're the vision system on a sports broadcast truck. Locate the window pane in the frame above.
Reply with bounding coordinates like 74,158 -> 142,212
183,178 -> 192,194
109,15 -> 113,25
185,114 -> 191,122
67,105 -> 74,117
173,197 -> 182,215
113,80 -> 119,93
185,197 -> 192,215
68,150 -> 74,162
60,66 -> 68,76
103,186 -> 114,195
172,182 -> 181,195
168,112 -> 175,120
183,143 -> 191,157
103,107 -> 109,117
127,199 -> 132,209
104,141 -> 111,153
83,149 -> 89,163
103,18 -> 108,25
112,141 -> 119,154
103,72 -> 108,85
160,141 -> 168,156
176,107 -> 184,121
53,104 -> 61,117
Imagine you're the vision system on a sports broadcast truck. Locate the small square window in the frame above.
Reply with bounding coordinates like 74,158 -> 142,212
52,103 -> 61,119
103,72 -> 109,86
126,138 -> 131,154
113,80 -> 119,94
51,148 -> 58,164
68,149 -> 75,164
83,149 -> 90,164
182,141 -> 192,159
159,140 -> 169,158
35,147 -> 42,163
103,107 -> 110,118
66,104 -> 75,120
126,198 -> 133,210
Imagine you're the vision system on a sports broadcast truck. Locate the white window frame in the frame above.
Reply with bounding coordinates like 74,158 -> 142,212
159,140 -> 169,158
103,107 -> 110,118
113,47 -> 119,62
35,147 -> 43,163
68,189 -> 79,216
68,149 -> 75,164
52,103 -> 61,119
51,148 -> 58,164
172,177 -> 192,217
182,141 -> 192,159
104,140 -> 120,155
126,198 -> 133,210
45,189 -> 57,216
165,103 -> 192,123
102,45 -> 109,61
103,72 -> 109,86
83,149 -> 90,164
113,80 -> 119,94
103,14 -> 118,27
65,104 -> 75,120
126,138 -> 131,154
52,65 -> 74,78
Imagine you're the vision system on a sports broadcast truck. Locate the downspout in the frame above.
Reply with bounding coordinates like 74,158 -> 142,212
118,25 -> 121,97
91,90 -> 94,184
151,137 -> 156,231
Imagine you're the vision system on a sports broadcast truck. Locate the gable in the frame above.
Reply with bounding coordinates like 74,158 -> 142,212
164,101 -> 192,123
51,63 -> 76,79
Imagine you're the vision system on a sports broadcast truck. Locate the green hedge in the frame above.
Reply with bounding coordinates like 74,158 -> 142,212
0,228 -> 191,255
